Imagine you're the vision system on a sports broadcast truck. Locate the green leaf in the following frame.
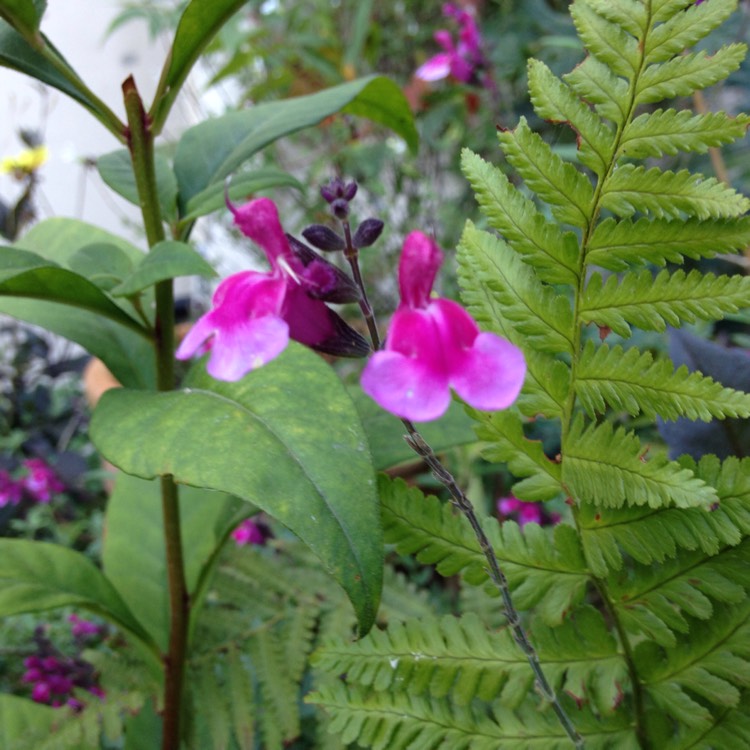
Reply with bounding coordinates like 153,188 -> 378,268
528,58 -> 613,176
460,149 -> 579,285
472,410 -> 563,502
174,76 -> 417,212
580,269 -> 750,337
564,56 -> 629,126
601,164 -> 750,220
619,110 -> 750,159
644,0 -> 738,65
103,473 -> 243,651
585,0 -> 647,38
90,344 -> 382,635
497,117 -> 594,228
458,223 -> 575,354
350,386 -> 478,470
586,216 -> 750,271
0,246 -> 146,334
111,240 -> 216,297
576,341 -> 750,421
563,416 -> 718,510
570,0 -> 640,78
0,0 -> 43,36
0,538 -> 155,649
68,243 -> 135,291
0,694 -> 56,749
635,44 -> 747,105
181,168 -> 303,223
98,148 -> 179,224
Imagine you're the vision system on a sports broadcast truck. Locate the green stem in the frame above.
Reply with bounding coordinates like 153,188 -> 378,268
123,75 -> 187,750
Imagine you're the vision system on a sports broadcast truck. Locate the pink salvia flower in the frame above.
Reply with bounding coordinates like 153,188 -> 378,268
20,459 -> 64,503
176,197 -> 368,381
232,518 -> 266,546
416,3 -> 485,84
361,232 -> 526,421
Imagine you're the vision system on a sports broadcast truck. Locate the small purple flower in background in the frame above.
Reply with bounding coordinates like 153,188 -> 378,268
416,3 -> 486,85
20,458 -> 64,503
231,518 -> 269,546
361,232 -> 526,422
497,496 -> 561,527
176,197 -> 368,382
68,614 -> 101,640
0,469 -> 23,507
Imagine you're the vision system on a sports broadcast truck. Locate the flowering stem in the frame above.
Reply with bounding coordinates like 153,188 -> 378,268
123,76 -> 188,750
345,247 -> 584,748
341,220 -> 381,349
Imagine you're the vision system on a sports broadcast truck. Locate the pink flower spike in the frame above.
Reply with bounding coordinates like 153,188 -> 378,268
361,232 -> 526,422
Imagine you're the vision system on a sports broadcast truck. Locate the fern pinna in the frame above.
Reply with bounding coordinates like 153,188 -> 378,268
310,1 -> 750,748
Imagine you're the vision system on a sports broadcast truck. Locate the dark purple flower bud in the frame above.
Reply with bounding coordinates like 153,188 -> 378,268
302,224 -> 346,252
352,218 -> 384,248
320,178 -> 344,204
342,181 -> 358,201
331,198 -> 349,219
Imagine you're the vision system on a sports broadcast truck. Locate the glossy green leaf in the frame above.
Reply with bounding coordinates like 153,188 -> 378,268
112,240 -> 216,297
0,695 -> 55,748
103,473 -> 245,651
0,0 -> 44,36
173,76 -> 417,212
68,242 -> 135,291
98,148 -> 179,223
90,344 -> 382,635
151,0 -> 251,130
351,387 -> 478,470
0,246 -> 146,333
0,538 -> 156,649
181,168 -> 303,224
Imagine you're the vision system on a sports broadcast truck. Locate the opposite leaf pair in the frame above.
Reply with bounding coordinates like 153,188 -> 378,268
177,198 -> 526,421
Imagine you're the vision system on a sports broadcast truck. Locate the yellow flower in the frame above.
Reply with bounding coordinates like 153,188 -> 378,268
0,145 -> 49,174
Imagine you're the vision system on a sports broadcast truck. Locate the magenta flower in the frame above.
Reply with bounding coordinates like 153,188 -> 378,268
231,518 -> 267,546
361,232 -> 526,422
498,496 -> 542,526
20,459 -> 64,503
416,3 -> 485,84
0,469 -> 22,507
176,197 -> 368,381
68,614 -> 101,639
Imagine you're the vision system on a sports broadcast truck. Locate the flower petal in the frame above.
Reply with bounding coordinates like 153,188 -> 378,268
398,232 -> 443,309
415,53 -> 453,81
228,197 -> 289,264
361,350 -> 451,422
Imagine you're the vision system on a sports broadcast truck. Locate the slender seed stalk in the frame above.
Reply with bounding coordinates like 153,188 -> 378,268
123,76 -> 188,750
341,230 -> 584,749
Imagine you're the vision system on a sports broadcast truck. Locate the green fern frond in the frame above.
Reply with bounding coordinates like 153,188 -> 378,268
577,455 -> 750,575
571,1 -> 641,78
497,118 -> 594,227
380,476 -> 588,625
585,0 -> 648,37
600,165 -> 750,220
564,56 -> 629,126
563,416 -> 718,509
458,223 -> 575,354
610,540 -> 750,647
226,646 -> 255,750
635,44 -> 747,105
580,269 -> 750,337
457,238 -> 570,418
619,110 -> 750,159
576,341 -> 750,421
471,409 -> 563,501
380,567 -> 440,622
312,609 -> 626,714
639,601 -> 750,728
651,0 -> 695,25
279,603 -> 319,684
643,0 -> 737,64
460,149 -> 579,285
586,216 -> 750,271
528,59 -> 614,175
310,682 -> 638,750
674,694 -> 750,749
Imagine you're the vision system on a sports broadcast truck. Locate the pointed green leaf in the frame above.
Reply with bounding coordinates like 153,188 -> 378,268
601,164 -> 750,220
652,0 -> 695,25
174,76 -> 417,211
90,344 -> 382,635
585,0 -> 647,37
497,117 -> 594,228
586,216 -> 750,271
528,58 -> 614,175
111,240 -> 216,297
564,56 -> 629,126
580,269 -> 750,337
0,0 -> 44,36
460,149 -> 579,284
0,538 -> 155,649
636,44 -> 747,105
563,416 -> 718,509
68,243 -> 135,291
619,110 -> 750,159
